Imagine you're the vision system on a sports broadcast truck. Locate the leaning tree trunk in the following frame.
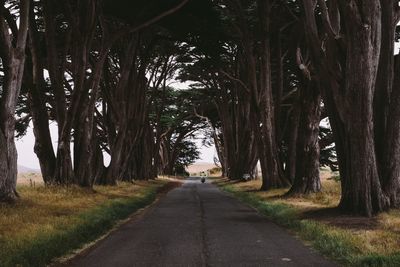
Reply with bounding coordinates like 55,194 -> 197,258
0,1 -> 30,201
42,0 -> 72,185
28,8 -> 56,184
287,80 -> 321,196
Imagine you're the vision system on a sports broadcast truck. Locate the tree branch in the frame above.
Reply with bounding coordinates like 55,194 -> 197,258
219,70 -> 251,93
129,0 -> 189,33
296,47 -> 311,80
1,6 -> 17,39
317,0 -> 340,39
0,7 -> 11,57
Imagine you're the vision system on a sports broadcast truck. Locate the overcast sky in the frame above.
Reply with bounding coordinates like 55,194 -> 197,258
16,124 -> 216,170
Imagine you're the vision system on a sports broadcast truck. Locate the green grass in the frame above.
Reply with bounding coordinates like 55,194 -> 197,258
221,185 -> 400,267
0,182 -> 167,267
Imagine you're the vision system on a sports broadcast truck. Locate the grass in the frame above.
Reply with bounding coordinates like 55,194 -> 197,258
0,179 -> 170,267
214,169 -> 400,267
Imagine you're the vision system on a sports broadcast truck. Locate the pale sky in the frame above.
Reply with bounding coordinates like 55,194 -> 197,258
16,124 -> 216,170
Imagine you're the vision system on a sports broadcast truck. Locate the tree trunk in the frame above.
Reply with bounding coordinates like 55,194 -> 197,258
377,2 -> 400,208
337,2 -> 389,216
382,54 -> 400,206
104,128 -> 126,185
301,0 -> 394,216
216,88 -> 257,180
0,1 -> 30,201
285,102 -> 300,183
373,0 -> 395,174
287,80 -> 321,195
257,0 -> 290,190
42,0 -> 71,184
92,137 -> 106,184
27,8 -> 56,184
74,33 -> 116,187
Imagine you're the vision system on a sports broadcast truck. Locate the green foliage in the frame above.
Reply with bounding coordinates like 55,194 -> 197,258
174,139 -> 200,174
356,254 -> 400,267
149,86 -> 207,174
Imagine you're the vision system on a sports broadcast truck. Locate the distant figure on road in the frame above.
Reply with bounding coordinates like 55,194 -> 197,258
200,171 -> 206,183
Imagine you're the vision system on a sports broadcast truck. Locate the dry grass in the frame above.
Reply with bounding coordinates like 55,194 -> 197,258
0,180 -> 168,266
215,169 -> 400,261
17,172 -> 43,186
0,181 -> 157,238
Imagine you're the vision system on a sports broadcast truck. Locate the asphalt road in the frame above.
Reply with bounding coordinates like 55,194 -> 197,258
69,178 -> 337,267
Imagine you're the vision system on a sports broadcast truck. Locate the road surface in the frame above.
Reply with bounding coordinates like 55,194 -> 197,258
69,178 -> 337,267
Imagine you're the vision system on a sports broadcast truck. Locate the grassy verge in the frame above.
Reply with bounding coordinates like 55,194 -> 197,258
214,173 -> 400,267
0,179 -> 173,267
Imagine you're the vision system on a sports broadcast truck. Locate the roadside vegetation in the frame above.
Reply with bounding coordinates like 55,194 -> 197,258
0,179 -> 172,267
213,169 -> 400,267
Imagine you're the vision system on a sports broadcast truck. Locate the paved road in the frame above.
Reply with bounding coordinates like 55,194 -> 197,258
69,178 -> 337,267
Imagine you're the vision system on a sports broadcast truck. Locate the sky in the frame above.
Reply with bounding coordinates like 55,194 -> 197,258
15,124 -> 216,170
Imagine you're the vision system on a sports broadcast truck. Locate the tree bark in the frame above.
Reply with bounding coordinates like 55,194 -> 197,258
42,0 -> 73,184
285,102 -> 300,183
382,54 -> 400,206
73,31 -> 116,187
336,1 -> 389,216
287,80 -> 321,195
373,0 -> 395,174
27,4 -> 56,184
301,0 -> 395,216
0,0 -> 30,201
257,0 -> 290,190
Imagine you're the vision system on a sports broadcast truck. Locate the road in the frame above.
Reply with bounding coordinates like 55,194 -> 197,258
69,178 -> 337,267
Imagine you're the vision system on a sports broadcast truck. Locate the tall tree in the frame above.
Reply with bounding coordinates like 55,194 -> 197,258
0,0 -> 30,201
302,0 -> 400,215
26,0 -> 56,184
